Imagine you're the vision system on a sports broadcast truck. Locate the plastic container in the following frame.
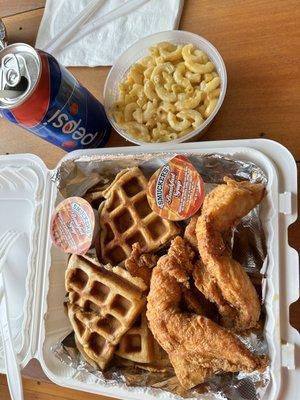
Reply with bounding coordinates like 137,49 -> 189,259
50,197 -> 99,255
0,139 -> 298,400
103,30 -> 227,145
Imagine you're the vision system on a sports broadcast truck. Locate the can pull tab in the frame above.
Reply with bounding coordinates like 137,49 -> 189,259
1,54 -> 21,88
0,54 -> 28,100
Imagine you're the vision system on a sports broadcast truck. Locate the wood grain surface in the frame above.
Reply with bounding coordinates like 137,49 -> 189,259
0,0 -> 45,18
0,374 -> 113,400
0,1 -> 299,399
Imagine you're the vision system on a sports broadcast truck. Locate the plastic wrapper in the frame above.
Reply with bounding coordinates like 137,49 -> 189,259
51,152 -> 270,399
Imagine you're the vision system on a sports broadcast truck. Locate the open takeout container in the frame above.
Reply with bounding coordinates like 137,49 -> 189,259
0,138 -> 299,399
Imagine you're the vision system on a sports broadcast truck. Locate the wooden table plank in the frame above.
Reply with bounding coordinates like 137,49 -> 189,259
178,0 -> 300,158
0,1 -> 299,399
0,0 -> 45,18
3,8 -> 44,46
0,374 -> 112,400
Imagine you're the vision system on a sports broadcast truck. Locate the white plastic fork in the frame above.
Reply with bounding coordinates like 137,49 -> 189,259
0,230 -> 24,400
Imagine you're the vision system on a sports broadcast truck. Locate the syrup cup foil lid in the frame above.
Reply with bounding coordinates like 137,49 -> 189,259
50,196 -> 98,254
147,155 -> 205,221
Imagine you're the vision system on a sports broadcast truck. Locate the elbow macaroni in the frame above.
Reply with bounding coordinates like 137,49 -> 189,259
111,41 -> 221,143
175,89 -> 203,111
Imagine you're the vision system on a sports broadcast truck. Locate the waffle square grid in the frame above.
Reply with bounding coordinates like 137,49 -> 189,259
65,255 -> 146,369
99,167 -> 181,265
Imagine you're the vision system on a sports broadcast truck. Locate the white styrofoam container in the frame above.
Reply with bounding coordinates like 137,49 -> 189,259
0,139 -> 298,400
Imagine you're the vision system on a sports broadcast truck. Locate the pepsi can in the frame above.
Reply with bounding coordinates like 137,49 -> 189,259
0,43 -> 111,151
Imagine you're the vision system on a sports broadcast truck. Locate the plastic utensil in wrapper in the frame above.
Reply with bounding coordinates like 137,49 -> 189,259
147,155 -> 205,221
50,197 -> 99,255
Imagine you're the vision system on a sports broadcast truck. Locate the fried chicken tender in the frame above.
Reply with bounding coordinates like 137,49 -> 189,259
147,237 -> 267,389
124,243 -> 158,286
185,214 -> 233,252
125,243 -> 204,314
181,285 -> 206,315
184,215 -> 199,250
196,177 -> 265,331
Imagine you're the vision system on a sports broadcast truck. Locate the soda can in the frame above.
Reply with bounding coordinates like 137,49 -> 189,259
0,43 -> 111,151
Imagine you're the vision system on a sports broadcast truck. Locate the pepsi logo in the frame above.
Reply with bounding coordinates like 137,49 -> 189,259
45,109 -> 100,146
63,121 -> 76,133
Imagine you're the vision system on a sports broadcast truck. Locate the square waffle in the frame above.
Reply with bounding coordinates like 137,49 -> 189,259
65,254 -> 147,369
98,167 -> 181,265
67,302 -> 115,370
116,311 -> 158,363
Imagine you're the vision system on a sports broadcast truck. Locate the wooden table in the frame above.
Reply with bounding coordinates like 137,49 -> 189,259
0,1 -> 299,399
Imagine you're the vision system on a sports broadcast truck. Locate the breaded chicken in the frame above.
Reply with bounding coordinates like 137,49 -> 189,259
124,243 -> 158,286
147,237 -> 267,389
125,243 -> 203,315
184,215 -> 199,250
196,177 -> 265,331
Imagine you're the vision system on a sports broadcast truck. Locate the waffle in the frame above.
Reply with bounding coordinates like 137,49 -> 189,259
75,335 -> 99,370
67,302 -> 116,369
66,254 -> 147,369
116,311 -> 159,363
98,167 -> 181,265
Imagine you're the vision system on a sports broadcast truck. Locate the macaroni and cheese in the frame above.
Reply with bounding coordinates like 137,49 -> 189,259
110,42 -> 221,143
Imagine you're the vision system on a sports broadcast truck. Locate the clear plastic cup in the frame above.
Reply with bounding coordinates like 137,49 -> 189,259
104,30 -> 227,145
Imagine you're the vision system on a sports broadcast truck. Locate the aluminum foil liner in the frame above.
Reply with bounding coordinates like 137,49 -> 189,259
51,152 -> 270,399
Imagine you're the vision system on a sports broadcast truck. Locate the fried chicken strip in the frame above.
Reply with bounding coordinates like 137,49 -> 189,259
184,215 -> 199,250
147,237 -> 267,389
124,243 -> 158,287
196,177 -> 265,331
125,243 -> 204,315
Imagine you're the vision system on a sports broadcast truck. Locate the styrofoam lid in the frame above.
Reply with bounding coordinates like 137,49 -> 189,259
0,153 -> 49,369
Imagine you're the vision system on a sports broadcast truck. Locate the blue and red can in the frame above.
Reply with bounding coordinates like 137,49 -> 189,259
0,43 -> 111,151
